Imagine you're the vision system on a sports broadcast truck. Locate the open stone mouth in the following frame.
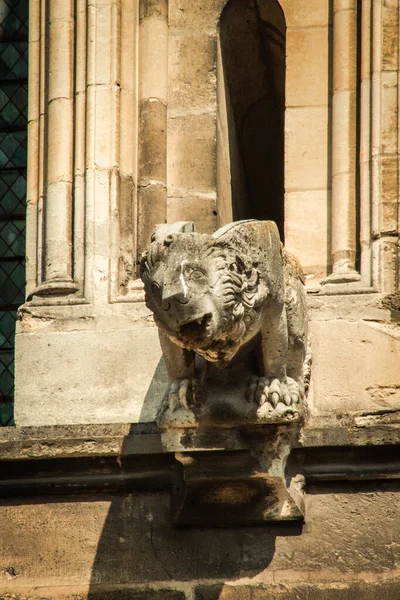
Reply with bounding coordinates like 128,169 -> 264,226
178,313 -> 212,342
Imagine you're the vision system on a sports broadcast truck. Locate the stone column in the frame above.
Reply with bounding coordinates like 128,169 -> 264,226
136,0 -> 168,259
25,0 -> 40,297
359,0 -> 372,287
323,0 -> 361,285
33,0 -> 79,297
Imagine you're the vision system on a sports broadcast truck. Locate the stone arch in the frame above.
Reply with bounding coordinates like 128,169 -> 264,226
217,0 -> 286,239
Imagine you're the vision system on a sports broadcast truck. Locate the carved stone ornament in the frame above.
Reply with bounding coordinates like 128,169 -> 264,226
140,220 -> 310,429
140,220 -> 309,525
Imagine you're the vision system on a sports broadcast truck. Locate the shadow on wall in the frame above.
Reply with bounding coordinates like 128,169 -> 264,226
86,427 -> 303,598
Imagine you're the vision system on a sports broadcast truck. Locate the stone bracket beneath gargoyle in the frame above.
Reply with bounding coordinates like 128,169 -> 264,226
167,425 -> 305,526
172,448 -> 304,526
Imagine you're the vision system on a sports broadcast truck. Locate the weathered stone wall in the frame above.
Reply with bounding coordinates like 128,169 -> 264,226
2,487 -> 400,599
1,425 -> 400,599
5,0 -> 400,596
14,0 -> 400,426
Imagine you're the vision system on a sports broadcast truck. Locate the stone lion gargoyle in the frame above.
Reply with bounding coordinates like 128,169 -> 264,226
140,220 -> 309,427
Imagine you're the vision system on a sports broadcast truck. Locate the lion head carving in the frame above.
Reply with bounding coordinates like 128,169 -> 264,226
140,220 -> 284,366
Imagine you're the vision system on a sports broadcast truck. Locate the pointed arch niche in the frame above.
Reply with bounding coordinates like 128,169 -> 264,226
217,0 -> 286,240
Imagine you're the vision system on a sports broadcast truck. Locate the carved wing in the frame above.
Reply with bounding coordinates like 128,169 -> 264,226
213,219 -> 285,302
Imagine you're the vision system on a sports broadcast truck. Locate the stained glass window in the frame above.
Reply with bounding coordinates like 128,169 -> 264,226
0,0 -> 28,426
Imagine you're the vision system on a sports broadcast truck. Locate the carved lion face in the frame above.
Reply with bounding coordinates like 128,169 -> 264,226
140,230 -> 261,363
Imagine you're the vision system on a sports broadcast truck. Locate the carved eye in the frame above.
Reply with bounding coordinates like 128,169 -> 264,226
151,281 -> 161,295
188,268 -> 205,281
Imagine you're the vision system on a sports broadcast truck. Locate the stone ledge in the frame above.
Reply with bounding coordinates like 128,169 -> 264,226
0,422 -> 399,501
0,589 -> 187,600
1,419 -> 400,461
195,578 -> 400,600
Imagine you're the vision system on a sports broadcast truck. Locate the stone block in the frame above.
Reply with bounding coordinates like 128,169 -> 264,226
196,581 -> 400,599
139,17 -> 168,102
168,0 -> 219,32
169,33 -> 217,112
286,27 -> 329,107
285,189 -> 330,283
285,107 -> 329,191
272,488 -> 400,573
252,580 -> 400,599
48,0 -> 73,23
47,98 -> 74,183
382,26 -> 399,71
120,7 -> 137,94
373,236 -> 399,293
92,3 -> 113,85
167,113 -> 217,193
332,90 -> 356,174
309,319 -> 400,414
167,195 -> 217,234
137,183 -> 167,254
139,0 -> 168,21
333,0 -> 357,12
120,90 -> 137,174
86,84 -> 116,169
0,589 -> 186,600
88,590 -> 186,600
280,0 -> 330,28
332,9 -> 357,90
382,0 -> 399,71
380,71 -> 398,155
3,488 -> 400,589
195,586 -> 251,600
380,156 -> 398,234
138,99 -> 167,182
15,321 -> 166,425
48,18 -> 74,101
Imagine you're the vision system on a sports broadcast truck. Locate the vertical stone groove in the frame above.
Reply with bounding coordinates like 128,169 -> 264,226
74,0 -> 88,296
26,0 -> 41,298
111,0 -> 139,299
31,0 -> 80,298
359,0 -> 372,287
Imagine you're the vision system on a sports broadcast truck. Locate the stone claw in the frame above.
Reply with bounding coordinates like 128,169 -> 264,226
168,378 -> 203,413
247,376 -> 271,406
247,375 -> 304,412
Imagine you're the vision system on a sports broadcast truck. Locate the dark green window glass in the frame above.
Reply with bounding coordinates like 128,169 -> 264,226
0,0 -> 28,426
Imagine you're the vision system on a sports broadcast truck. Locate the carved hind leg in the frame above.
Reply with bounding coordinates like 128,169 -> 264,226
286,341 -> 307,399
286,274 -> 309,396
246,304 -> 304,414
259,303 -> 288,382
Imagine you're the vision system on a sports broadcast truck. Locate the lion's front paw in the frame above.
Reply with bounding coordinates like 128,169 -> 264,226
246,376 -> 303,411
168,378 -> 204,413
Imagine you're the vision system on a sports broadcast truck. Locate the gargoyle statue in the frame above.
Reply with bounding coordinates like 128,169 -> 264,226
140,220 -> 309,424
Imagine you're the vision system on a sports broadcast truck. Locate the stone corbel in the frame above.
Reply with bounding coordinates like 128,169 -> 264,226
170,428 -> 305,526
